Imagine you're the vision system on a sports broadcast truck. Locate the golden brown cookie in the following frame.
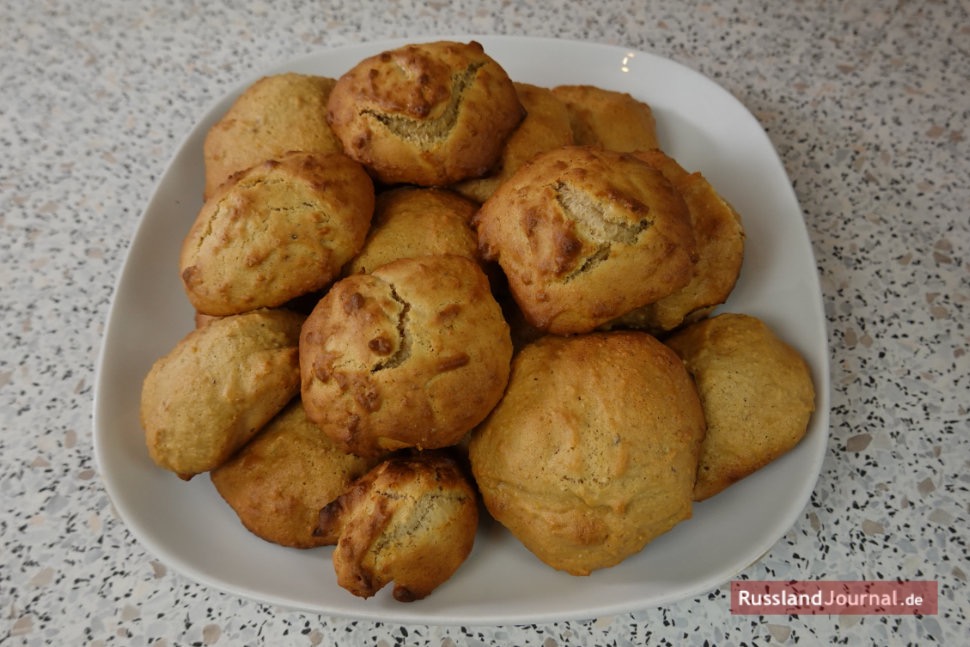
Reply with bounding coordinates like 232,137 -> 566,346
607,149 -> 745,333
474,145 -> 697,335
210,399 -> 381,548
344,187 -> 479,275
326,40 -> 525,186
300,254 -> 513,458
316,450 -> 479,601
140,309 -> 304,479
468,331 -> 706,576
551,84 -> 660,152
664,313 -> 816,501
180,151 -> 375,317
203,73 -> 343,200
451,82 -> 574,203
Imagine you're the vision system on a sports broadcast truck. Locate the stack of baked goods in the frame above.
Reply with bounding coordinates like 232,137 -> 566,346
139,39 -> 815,600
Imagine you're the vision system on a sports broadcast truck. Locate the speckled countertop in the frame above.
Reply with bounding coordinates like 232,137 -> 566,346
2,0 -> 967,645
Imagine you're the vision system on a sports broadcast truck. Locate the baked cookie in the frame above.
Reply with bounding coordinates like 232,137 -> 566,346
316,450 -> 479,601
469,331 -> 706,575
551,84 -> 660,152
474,145 -> 697,334
344,187 -> 479,275
664,313 -> 816,501
203,73 -> 343,200
607,149 -> 745,333
452,82 -> 574,203
180,151 -> 375,317
210,399 -> 381,548
300,254 -> 513,458
326,40 -> 525,186
140,308 -> 304,479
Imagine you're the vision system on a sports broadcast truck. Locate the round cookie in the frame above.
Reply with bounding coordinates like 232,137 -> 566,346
180,151 -> 375,317
210,399 -> 381,548
452,82 -> 574,203
474,145 -> 697,335
140,308 -> 304,479
326,40 -> 525,186
607,149 -> 745,333
203,73 -> 343,200
300,254 -> 513,458
664,313 -> 816,501
468,331 -> 706,576
316,450 -> 479,601
344,187 -> 479,275
551,84 -> 660,152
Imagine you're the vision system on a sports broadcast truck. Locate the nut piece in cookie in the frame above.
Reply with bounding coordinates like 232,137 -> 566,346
140,308 -> 304,479
316,450 -> 479,602
606,149 -> 745,333
474,145 -> 697,334
203,73 -> 344,200
551,84 -> 660,152
344,187 -> 479,275
452,82 -> 575,203
180,151 -> 375,317
210,399 -> 382,548
300,254 -> 512,458
326,40 -> 525,186
469,332 -> 706,576
664,313 -> 816,501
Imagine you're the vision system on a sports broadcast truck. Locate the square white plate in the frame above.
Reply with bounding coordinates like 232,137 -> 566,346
93,35 -> 830,625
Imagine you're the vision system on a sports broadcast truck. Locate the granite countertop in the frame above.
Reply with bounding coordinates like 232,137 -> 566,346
2,0 -> 966,644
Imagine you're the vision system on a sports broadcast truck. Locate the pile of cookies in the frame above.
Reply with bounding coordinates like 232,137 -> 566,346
139,40 -> 815,601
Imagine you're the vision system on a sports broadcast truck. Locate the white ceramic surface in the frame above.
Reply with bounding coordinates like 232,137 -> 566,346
93,35 -> 830,625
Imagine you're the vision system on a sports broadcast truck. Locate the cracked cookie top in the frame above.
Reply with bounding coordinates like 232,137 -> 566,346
180,151 -> 375,317
299,254 -> 513,458
474,145 -> 698,335
326,40 -> 524,187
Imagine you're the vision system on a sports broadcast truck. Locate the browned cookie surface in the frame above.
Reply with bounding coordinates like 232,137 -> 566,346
469,331 -> 706,575
181,151 -> 374,317
665,313 -> 816,501
608,149 -> 745,333
300,254 -> 512,458
210,399 -> 381,548
475,145 -> 697,334
345,186 -> 479,275
140,308 -> 304,479
326,40 -> 524,186
551,84 -> 659,152
316,450 -> 479,602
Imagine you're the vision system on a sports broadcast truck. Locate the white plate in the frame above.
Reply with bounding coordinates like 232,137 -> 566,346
93,35 -> 830,625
